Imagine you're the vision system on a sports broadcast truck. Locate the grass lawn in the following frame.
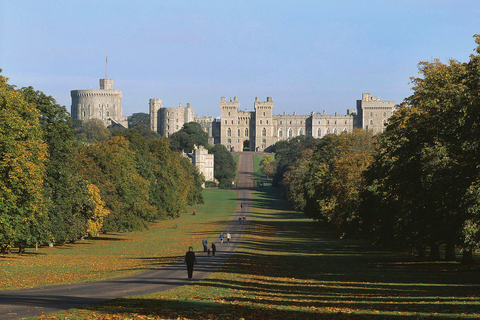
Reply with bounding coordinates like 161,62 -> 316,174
40,186 -> 480,320
0,189 -> 237,291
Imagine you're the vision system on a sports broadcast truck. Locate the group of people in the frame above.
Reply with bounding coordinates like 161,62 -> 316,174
185,232 -> 233,279
185,203 -> 248,279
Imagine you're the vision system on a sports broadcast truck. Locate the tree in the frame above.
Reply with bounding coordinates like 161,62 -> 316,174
0,74 -> 48,253
78,136 -> 156,231
20,86 -> 94,245
128,112 -> 150,128
272,136 -> 318,188
169,122 -> 208,153
75,118 -> 111,143
360,36 -> 480,261
209,144 -> 236,187
260,154 -> 277,178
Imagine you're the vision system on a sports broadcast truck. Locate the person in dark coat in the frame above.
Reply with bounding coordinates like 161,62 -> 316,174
211,242 -> 216,256
184,246 -> 197,279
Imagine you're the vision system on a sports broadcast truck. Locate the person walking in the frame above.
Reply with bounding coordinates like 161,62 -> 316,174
219,233 -> 224,243
226,232 -> 231,243
202,238 -> 208,252
243,216 -> 246,224
211,243 -> 216,256
184,246 -> 197,279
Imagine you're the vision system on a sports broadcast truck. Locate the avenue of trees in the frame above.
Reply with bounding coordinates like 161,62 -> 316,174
273,35 -> 480,263
0,75 -> 204,253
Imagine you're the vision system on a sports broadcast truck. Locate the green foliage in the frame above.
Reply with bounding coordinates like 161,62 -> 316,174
272,135 -> 318,187
148,138 -> 204,218
360,35 -> 480,257
0,75 -> 48,252
20,86 -> 93,244
74,118 -> 111,143
209,144 -> 237,187
127,112 -> 150,128
78,136 -> 156,231
259,154 -> 276,178
169,122 -> 208,153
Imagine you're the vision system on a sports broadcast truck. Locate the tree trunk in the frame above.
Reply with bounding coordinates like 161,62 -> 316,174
428,244 -> 441,261
462,249 -> 474,264
18,246 -> 25,254
444,243 -> 456,261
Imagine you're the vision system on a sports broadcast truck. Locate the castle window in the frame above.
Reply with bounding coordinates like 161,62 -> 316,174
370,120 -> 374,125
83,111 -> 86,117
245,128 -> 248,136
262,128 -> 266,136
317,128 -> 321,137
279,129 -> 283,137
335,120 -> 337,124
266,120 -> 268,124
318,121 -> 321,124
263,112 -> 265,116
300,121 -> 303,125
327,120 -> 330,124
299,128 -> 304,135
370,112 -> 373,117
345,121 -> 347,124
280,121 -> 282,124
228,139 -> 231,143
263,139 -> 266,143
334,128 -> 338,134
288,128 -> 293,137
228,112 -> 231,116
290,121 -> 292,125
238,129 -> 241,136
343,128 -> 348,132
231,120 -> 234,124
228,128 -> 232,136
107,111 -> 109,116
383,112 -> 387,117
260,120 -> 262,124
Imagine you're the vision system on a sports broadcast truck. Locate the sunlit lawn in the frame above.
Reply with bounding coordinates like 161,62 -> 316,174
0,189 -> 237,290
41,186 -> 480,319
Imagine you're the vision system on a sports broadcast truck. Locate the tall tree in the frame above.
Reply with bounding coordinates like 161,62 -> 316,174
0,75 -> 48,253
209,144 -> 236,187
128,112 -> 150,128
20,86 -> 93,244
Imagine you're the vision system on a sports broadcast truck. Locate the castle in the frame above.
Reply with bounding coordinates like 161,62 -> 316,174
150,93 -> 396,152
71,78 -> 396,182
71,78 -> 128,128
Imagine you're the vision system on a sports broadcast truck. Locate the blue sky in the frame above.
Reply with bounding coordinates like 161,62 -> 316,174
1,0 -> 479,118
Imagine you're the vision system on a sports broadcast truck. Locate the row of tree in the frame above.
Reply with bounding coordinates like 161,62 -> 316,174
272,35 -> 480,262
0,75 -> 204,253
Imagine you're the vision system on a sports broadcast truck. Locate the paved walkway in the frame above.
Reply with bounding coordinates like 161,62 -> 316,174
0,153 -> 255,320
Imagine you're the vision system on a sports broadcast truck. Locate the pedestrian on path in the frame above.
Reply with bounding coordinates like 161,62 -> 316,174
220,233 -> 224,243
226,232 -> 231,243
202,238 -> 208,252
239,217 -> 242,224
211,242 -> 216,256
184,246 -> 197,279
243,216 -> 246,224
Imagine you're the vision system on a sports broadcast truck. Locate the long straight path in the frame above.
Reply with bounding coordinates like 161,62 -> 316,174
0,152 -> 255,320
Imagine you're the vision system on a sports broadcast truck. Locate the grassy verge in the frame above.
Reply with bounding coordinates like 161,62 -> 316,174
1,189 -> 237,290
41,186 -> 480,320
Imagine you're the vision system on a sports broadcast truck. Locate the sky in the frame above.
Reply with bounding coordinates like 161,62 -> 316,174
1,0 -> 480,118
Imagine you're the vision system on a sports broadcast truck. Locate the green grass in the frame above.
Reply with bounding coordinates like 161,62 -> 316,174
1,189 -> 237,290
41,185 -> 480,320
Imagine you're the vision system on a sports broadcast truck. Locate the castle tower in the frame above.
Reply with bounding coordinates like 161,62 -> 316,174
219,97 -> 240,151
71,78 -> 127,128
149,98 -> 162,133
254,97 -> 274,151
356,93 -> 396,134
